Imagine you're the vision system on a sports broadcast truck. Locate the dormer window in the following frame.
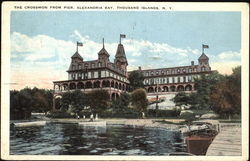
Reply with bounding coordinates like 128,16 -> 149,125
151,71 -> 154,75
183,68 -> 186,73
177,69 -> 180,73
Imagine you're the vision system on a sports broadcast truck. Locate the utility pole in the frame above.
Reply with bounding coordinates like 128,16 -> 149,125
155,82 -> 159,118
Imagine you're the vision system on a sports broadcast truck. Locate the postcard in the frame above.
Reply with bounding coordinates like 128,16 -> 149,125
1,1 -> 249,161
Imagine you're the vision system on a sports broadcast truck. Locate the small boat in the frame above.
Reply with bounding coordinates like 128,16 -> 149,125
168,152 -> 194,156
78,121 -> 106,126
13,121 -> 46,127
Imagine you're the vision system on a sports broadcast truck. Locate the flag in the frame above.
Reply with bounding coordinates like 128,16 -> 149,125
202,44 -> 209,48
120,34 -> 126,38
77,42 -> 83,46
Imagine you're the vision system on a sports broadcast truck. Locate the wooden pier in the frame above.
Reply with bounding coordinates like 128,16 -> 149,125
206,123 -> 241,156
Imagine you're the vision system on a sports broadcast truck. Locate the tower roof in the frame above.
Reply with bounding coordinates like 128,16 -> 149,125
198,53 -> 209,60
71,51 -> 83,60
115,44 -> 127,63
98,47 -> 110,56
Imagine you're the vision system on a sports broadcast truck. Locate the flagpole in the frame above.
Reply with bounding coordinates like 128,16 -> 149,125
119,34 -> 121,44
76,42 -> 78,52
202,44 -> 204,53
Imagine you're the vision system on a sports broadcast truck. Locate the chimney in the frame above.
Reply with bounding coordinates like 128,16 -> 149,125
191,61 -> 194,66
138,66 -> 142,71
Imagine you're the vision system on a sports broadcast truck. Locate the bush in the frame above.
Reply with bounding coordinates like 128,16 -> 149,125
179,111 -> 196,121
46,111 -> 73,118
99,108 -> 141,118
147,109 -> 181,118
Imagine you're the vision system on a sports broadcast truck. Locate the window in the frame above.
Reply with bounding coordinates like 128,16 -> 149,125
194,68 -> 197,72
183,68 -> 186,73
183,76 -> 186,82
166,77 -> 169,83
151,71 -> 154,76
178,77 -> 180,83
161,70 -> 165,75
78,65 -> 81,69
172,69 -> 175,74
150,79 -> 154,85
188,68 -> 192,73
188,75 -> 192,82
72,65 -> 75,70
91,72 -> 94,78
177,69 -> 180,73
156,71 -> 159,75
201,66 -> 206,72
98,62 -> 101,67
172,77 -> 175,83
98,71 -> 101,78
92,63 -> 95,68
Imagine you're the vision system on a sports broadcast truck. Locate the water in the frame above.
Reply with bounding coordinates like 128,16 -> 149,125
10,123 -> 185,155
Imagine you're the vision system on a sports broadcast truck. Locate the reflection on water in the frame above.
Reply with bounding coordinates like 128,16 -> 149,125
10,123 -> 185,155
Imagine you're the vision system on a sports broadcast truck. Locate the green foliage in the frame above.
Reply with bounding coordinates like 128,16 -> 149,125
128,70 -> 144,90
193,72 -> 224,109
99,108 -> 140,118
87,89 -> 110,114
210,66 -> 241,117
147,108 -> 181,118
102,92 -> 140,118
111,92 -> 130,110
171,92 -> 191,107
171,66 -> 241,118
131,88 -> 148,112
179,111 -> 196,121
61,90 -> 87,115
10,87 -> 54,120
46,111 -> 73,118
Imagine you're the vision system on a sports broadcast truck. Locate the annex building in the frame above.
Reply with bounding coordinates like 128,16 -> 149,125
53,36 -> 213,110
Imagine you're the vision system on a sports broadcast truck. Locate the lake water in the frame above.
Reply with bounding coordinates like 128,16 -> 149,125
10,123 -> 185,155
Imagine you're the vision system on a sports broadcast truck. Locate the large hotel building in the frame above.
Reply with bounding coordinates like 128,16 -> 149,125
53,36 -> 213,110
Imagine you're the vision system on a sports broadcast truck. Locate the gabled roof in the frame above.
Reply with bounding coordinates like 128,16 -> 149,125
71,52 -> 83,60
115,44 -> 127,63
198,53 -> 209,60
98,47 -> 110,56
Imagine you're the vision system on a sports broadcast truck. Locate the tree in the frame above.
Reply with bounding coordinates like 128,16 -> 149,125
193,71 -> 224,109
171,71 -> 224,110
131,88 -> 148,112
111,92 -> 130,111
210,66 -> 241,118
61,90 -> 86,115
87,89 -> 110,114
10,90 -> 21,120
18,88 -> 33,119
128,70 -> 144,90
171,92 -> 191,107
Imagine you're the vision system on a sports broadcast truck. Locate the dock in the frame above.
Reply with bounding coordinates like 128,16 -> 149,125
206,123 -> 241,156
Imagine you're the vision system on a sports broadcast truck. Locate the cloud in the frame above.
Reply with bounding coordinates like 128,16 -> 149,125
210,61 -> 241,75
218,51 -> 241,61
10,31 -> 241,90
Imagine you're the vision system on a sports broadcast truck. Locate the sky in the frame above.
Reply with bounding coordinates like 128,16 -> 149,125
10,11 -> 241,90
